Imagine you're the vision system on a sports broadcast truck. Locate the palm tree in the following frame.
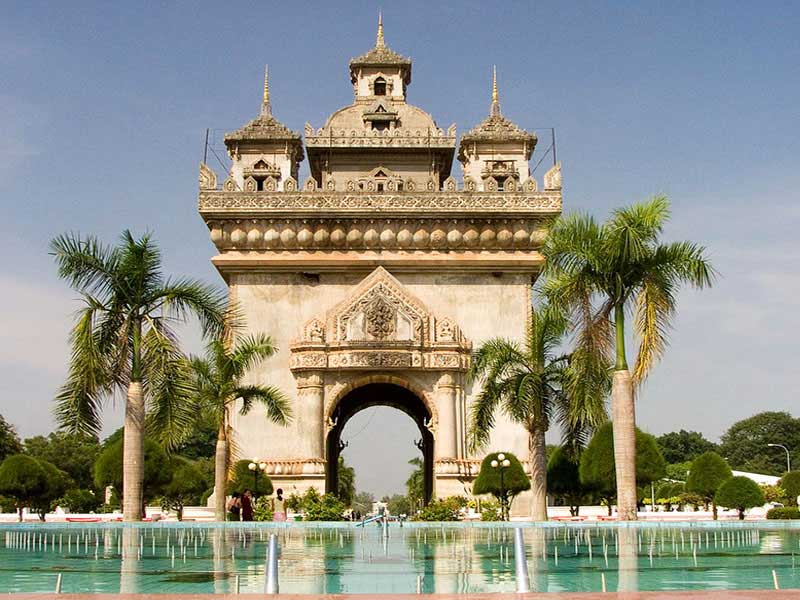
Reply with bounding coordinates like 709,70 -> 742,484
51,231 -> 226,521
542,196 -> 715,520
468,302 -> 607,521
189,333 -> 290,521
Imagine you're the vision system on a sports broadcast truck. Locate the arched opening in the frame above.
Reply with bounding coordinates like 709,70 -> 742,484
373,77 -> 387,96
326,383 -> 433,506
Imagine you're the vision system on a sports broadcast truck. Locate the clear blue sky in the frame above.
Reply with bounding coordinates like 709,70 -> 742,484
1,1 -> 798,497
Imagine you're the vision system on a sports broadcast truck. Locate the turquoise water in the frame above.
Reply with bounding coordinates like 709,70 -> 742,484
1,522 -> 799,594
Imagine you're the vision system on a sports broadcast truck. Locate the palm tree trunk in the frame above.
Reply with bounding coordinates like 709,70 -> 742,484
529,427 -> 548,521
122,381 -> 145,521
612,369 -> 638,520
214,422 -> 228,521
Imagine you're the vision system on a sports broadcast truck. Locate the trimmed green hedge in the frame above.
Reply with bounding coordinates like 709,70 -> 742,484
766,507 -> 800,520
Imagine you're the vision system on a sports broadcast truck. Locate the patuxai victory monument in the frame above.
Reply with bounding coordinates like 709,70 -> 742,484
197,20 -> 561,515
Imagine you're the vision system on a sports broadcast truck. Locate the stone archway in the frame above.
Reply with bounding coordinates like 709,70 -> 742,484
325,382 -> 434,504
288,266 -> 475,501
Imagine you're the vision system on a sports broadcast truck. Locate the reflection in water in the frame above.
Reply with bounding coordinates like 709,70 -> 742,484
119,527 -> 140,593
528,528 -> 548,593
0,523 -> 799,593
616,526 -> 638,592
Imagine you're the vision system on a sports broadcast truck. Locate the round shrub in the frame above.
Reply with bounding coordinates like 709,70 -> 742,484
415,497 -> 461,521
580,422 -> 667,491
780,471 -> 800,506
766,506 -> 800,520
93,437 -> 170,502
59,488 -> 101,513
716,476 -> 765,520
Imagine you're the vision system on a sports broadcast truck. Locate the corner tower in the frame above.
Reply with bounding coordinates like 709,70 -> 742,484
223,67 -> 304,192
458,68 -> 538,191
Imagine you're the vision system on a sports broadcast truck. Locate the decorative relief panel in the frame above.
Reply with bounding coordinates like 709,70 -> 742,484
290,267 -> 471,373
199,191 -> 562,212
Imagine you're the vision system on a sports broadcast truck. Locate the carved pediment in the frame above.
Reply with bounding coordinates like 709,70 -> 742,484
290,267 -> 471,371
331,266 -> 428,345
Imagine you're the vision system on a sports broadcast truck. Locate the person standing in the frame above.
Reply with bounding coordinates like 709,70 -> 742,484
227,492 -> 241,521
241,489 -> 254,522
273,488 -> 286,522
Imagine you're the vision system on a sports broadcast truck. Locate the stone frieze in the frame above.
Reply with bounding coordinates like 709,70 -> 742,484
198,191 -> 561,213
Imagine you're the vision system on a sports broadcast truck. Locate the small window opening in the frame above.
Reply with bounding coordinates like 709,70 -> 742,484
377,183 -> 385,192
374,77 -> 386,96
397,182 -> 404,192
372,121 -> 388,131
256,178 -> 265,191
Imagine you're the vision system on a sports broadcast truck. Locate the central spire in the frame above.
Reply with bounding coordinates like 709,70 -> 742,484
490,65 -> 501,117
261,65 -> 271,117
376,12 -> 385,48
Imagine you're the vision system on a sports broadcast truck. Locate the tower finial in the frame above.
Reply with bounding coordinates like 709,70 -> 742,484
261,65 -> 272,116
376,11 -> 385,47
490,65 -> 501,116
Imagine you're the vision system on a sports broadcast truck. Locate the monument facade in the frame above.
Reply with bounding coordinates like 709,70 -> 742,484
197,20 -> 562,513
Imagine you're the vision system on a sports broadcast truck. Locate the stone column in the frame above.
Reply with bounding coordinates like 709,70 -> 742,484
435,372 -> 458,459
296,371 -> 325,459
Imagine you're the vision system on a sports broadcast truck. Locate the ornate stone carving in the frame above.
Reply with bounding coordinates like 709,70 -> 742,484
443,176 -> 457,192
303,176 -> 318,191
523,177 -> 538,192
263,176 -> 278,192
199,191 -> 561,212
283,176 -> 298,191
222,176 -> 237,192
436,317 -> 456,342
305,318 -> 325,342
544,162 -> 562,190
244,176 -> 257,192
365,297 -> 396,340
290,267 -> 471,373
199,162 -> 217,190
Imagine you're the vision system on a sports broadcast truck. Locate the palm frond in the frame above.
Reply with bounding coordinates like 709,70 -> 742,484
149,278 -> 227,339
652,240 -> 717,289
141,317 -> 195,450
468,386 -> 501,452
631,274 -> 674,385
50,233 -> 120,298
235,384 -> 291,425
53,304 -> 110,435
607,195 -> 670,264
231,333 -> 279,376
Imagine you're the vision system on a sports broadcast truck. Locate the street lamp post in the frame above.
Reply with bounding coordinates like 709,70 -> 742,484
491,453 -> 512,521
248,459 -> 269,499
248,461 -> 258,493
768,444 -> 792,473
